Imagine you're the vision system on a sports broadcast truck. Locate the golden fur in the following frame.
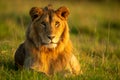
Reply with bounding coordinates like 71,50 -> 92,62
14,5 -> 82,76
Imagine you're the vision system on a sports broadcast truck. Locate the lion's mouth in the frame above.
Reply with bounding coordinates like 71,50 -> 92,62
42,42 -> 57,45
42,42 -> 58,48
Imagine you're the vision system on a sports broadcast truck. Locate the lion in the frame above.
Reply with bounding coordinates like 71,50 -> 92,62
14,5 -> 82,76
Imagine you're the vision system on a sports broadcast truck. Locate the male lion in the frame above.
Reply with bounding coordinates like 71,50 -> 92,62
14,5 -> 82,76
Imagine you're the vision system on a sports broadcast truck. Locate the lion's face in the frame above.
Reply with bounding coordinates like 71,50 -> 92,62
28,6 -> 70,48
34,13 -> 65,48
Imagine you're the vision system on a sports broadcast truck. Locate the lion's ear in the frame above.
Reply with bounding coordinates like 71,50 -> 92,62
29,7 -> 43,21
56,6 -> 70,20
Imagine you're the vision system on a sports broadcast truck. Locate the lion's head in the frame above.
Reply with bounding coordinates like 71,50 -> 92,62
27,5 -> 70,49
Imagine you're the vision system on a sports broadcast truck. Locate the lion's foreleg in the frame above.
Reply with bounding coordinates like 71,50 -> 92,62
69,54 -> 82,75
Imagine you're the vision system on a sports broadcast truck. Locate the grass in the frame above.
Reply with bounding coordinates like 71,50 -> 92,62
0,0 -> 120,80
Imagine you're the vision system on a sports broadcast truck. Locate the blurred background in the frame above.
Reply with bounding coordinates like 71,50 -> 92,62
0,0 -> 120,80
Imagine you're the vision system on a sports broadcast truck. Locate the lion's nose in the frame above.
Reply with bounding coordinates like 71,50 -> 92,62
47,35 -> 55,40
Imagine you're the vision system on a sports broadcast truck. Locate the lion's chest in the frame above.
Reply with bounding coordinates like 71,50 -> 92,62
24,50 -> 69,75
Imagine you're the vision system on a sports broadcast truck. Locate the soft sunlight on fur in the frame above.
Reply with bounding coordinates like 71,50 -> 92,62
14,5 -> 82,76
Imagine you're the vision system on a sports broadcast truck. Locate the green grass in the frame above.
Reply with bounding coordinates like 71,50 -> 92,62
0,0 -> 120,80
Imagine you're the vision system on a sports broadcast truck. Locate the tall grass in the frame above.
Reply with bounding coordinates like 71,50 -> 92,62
0,0 -> 120,80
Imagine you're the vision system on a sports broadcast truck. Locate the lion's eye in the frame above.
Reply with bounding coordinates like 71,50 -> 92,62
41,22 -> 46,28
55,21 -> 60,27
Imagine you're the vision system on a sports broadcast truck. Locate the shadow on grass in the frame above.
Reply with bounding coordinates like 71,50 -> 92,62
0,59 -> 16,71
70,26 -> 79,35
101,20 -> 120,30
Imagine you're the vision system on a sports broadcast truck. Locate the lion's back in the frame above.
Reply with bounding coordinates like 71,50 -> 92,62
14,43 -> 26,69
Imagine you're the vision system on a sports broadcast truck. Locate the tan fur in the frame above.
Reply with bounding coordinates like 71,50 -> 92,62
14,5 -> 82,76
